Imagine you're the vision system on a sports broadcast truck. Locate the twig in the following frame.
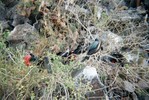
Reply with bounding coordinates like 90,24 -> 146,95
57,82 -> 70,100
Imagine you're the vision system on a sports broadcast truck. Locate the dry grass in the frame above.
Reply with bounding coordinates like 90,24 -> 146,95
0,0 -> 149,99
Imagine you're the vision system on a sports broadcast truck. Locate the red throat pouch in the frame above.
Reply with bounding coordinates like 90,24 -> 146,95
23,54 -> 31,66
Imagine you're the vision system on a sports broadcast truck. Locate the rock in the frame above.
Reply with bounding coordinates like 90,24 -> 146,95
140,44 -> 149,52
1,0 -> 18,8
6,5 -> 18,20
101,31 -> 123,50
112,10 -> 141,21
28,10 -> 43,25
137,95 -> 149,100
7,23 -> 39,49
141,58 -> 149,68
136,6 -> 146,14
33,20 -> 43,32
5,3 -> 30,27
73,66 -> 98,82
124,53 -> 139,63
143,0 -> 149,11
124,0 -> 137,8
66,4 -> 89,14
137,80 -> 149,89
137,88 -> 149,100
5,1 -> 38,27
0,2 -> 6,21
82,66 -> 98,81
0,21 -> 14,33
102,0 -> 126,11
97,7 -> 102,20
124,81 -> 135,92
101,0 -> 115,11
72,66 -> 107,99
12,14 -> 30,27
124,48 -> 149,66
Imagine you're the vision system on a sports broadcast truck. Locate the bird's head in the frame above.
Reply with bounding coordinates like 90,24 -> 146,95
95,38 -> 99,41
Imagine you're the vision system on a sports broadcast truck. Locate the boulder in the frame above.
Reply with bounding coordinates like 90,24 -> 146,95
6,5 -> 18,20
0,21 -> 14,33
7,23 -> 39,49
124,53 -> 139,63
144,0 -> 149,11
12,14 -> 30,27
1,0 -> 18,8
0,2 -> 6,21
72,66 -> 107,99
101,31 -> 123,50
124,0 -> 137,8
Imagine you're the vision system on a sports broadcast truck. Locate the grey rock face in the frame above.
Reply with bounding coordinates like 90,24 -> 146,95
0,21 -> 11,34
126,0 -> 136,8
0,0 -> 19,21
0,2 -> 6,21
101,31 -> 123,50
4,2 -> 31,28
2,0 -> 18,8
7,23 -> 39,48
6,5 -> 19,20
12,14 -> 30,27
144,0 -> 149,10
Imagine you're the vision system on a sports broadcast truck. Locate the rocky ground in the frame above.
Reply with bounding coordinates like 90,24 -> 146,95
0,0 -> 149,100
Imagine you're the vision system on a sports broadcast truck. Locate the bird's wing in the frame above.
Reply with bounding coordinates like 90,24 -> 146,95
88,41 -> 99,52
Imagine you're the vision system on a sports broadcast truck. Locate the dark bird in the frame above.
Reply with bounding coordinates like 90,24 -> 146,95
43,57 -> 52,74
101,52 -> 125,67
23,53 -> 38,66
110,52 -> 125,67
101,55 -> 118,67
30,53 -> 38,62
87,38 -> 101,55
73,45 -> 83,55
73,43 -> 87,55
110,52 -> 124,59
23,53 -> 52,73
81,56 -> 90,62
81,39 -> 101,62
61,49 -> 70,57
57,49 -> 71,57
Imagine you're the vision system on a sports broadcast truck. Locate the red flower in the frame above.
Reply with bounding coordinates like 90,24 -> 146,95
23,54 -> 31,66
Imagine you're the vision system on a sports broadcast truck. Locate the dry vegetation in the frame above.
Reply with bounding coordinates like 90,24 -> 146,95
0,0 -> 149,100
